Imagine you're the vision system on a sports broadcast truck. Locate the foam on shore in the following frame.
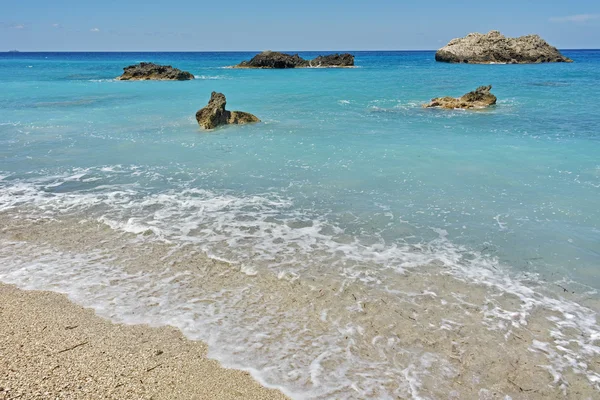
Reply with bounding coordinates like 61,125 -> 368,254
1,169 -> 599,399
0,282 -> 288,399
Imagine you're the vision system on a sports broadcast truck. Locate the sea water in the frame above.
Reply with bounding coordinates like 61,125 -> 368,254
1,51 -> 599,399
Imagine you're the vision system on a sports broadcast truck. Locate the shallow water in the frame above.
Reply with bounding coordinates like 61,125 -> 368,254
1,51 -> 599,399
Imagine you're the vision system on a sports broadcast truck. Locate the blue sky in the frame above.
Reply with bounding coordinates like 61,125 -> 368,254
2,1 -> 599,51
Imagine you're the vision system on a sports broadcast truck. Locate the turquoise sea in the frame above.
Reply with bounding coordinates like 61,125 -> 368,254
1,51 -> 600,399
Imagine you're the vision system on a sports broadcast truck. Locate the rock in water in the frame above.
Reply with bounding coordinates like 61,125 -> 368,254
117,62 -> 194,81
235,51 -> 355,68
309,53 -> 355,67
237,51 -> 308,68
435,31 -> 572,64
423,85 -> 497,110
196,92 -> 260,129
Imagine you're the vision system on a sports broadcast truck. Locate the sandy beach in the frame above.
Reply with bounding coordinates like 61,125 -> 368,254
0,283 -> 288,400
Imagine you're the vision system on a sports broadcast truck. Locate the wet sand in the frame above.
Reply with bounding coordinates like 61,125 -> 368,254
1,215 -> 599,399
0,283 -> 288,400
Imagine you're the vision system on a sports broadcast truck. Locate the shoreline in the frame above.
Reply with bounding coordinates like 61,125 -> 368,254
1,48 -> 600,399
1,214 -> 599,398
0,282 -> 288,400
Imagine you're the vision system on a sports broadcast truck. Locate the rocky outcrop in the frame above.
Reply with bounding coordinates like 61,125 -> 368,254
435,31 -> 572,64
196,92 -> 260,129
235,51 -> 355,68
117,62 -> 194,81
422,85 -> 497,110
309,53 -> 355,67
237,51 -> 307,68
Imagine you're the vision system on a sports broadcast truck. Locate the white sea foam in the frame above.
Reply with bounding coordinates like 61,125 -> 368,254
0,167 -> 599,398
194,75 -> 230,80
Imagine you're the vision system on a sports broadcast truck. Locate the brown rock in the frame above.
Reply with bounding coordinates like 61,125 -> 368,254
236,51 -> 308,68
423,85 -> 497,110
196,92 -> 260,129
235,51 -> 354,68
117,62 -> 194,81
308,53 -> 355,67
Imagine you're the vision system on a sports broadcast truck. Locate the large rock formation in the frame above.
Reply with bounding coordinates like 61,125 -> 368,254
422,85 -> 497,110
117,62 -> 194,81
235,51 -> 355,68
435,31 -> 573,64
196,92 -> 260,129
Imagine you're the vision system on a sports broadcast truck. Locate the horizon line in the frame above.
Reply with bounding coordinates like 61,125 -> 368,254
3,48 -> 599,53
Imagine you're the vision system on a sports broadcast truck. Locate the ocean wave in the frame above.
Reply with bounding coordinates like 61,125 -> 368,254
194,75 -> 231,80
0,168 -> 599,398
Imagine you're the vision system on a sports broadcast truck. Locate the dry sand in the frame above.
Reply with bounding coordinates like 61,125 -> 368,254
0,283 -> 288,400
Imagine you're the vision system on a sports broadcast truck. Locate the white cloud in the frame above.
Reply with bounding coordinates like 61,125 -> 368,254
90,27 -> 100,32
10,24 -> 25,29
52,23 -> 62,28
549,14 -> 600,23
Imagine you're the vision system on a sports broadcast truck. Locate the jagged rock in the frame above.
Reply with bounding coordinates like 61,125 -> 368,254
235,51 -> 355,68
237,51 -> 308,68
435,31 -> 573,64
116,62 -> 194,81
308,53 -> 355,67
196,92 -> 260,129
423,85 -> 497,110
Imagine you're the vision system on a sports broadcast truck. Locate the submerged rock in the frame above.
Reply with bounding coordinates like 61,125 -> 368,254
196,92 -> 260,129
235,51 -> 354,68
435,31 -> 572,64
423,85 -> 497,110
116,62 -> 194,81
